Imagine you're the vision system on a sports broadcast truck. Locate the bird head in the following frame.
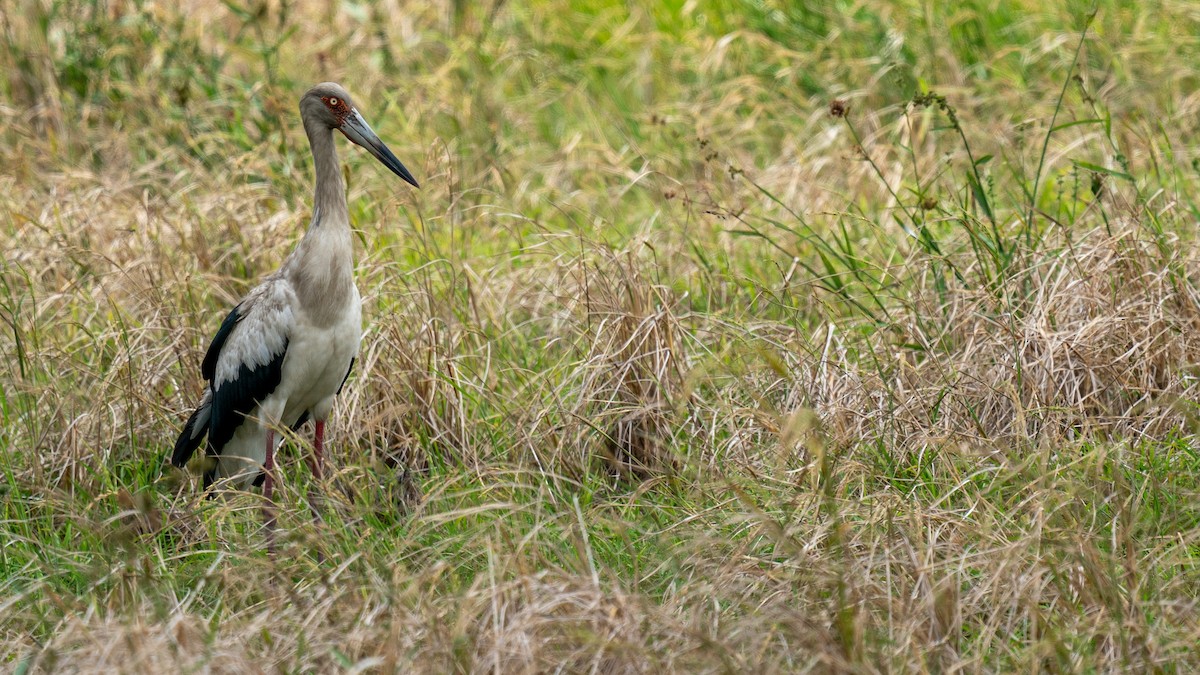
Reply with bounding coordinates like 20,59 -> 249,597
300,82 -> 419,188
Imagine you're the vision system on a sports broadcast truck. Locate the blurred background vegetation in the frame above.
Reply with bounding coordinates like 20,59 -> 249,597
3,0 -> 1200,671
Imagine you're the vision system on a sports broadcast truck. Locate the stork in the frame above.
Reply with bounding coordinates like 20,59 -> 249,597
171,82 -> 418,537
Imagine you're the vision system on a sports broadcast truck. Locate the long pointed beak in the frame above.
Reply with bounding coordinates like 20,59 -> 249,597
340,109 -> 420,189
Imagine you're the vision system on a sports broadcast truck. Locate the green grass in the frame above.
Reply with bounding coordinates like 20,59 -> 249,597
3,0 -> 1200,671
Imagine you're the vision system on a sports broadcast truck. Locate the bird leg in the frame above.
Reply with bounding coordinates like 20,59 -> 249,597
306,421 -> 327,519
312,420 -> 326,480
262,428 -> 277,552
307,420 -> 327,563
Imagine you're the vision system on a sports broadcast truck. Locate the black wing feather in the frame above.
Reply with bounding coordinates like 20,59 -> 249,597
202,339 -> 289,489
173,295 -> 294,490
172,305 -> 242,468
201,304 -> 243,381
172,305 -> 244,469
337,357 -> 355,395
171,393 -> 210,468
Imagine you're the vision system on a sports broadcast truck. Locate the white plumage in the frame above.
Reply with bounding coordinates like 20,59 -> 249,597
171,82 -> 419,537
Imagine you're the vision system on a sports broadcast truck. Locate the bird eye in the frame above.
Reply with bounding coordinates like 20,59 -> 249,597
329,97 -> 339,106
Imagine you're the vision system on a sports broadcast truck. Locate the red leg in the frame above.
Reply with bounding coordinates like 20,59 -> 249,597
312,420 -> 325,480
308,420 -> 327,562
262,429 -> 277,551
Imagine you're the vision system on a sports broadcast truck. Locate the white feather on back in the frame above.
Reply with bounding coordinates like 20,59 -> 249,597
214,277 -> 296,388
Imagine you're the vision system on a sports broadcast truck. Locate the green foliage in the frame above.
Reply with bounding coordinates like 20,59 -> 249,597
3,0 -> 1200,671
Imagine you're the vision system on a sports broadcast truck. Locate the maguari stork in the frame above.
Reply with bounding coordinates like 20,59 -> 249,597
171,82 -> 419,537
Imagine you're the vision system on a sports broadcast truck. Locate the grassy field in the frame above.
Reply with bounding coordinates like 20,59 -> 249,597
4,0 -> 1200,671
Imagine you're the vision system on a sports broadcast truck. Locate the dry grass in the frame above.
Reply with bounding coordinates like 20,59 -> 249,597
800,228 -> 1200,452
4,0 -> 1200,672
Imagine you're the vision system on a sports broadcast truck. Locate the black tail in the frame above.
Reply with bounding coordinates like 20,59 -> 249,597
172,390 -> 211,468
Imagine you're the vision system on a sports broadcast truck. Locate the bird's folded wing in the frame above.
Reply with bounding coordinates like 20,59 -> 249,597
171,388 -> 212,468
205,280 -> 297,455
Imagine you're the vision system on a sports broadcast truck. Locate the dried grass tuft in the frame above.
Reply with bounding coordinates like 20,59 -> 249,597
794,227 -> 1200,459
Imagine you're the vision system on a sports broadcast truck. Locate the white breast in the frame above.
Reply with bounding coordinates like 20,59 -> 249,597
275,284 -> 362,425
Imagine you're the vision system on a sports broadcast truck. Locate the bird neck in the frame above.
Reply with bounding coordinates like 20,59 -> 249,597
285,119 -> 356,326
305,119 -> 349,227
